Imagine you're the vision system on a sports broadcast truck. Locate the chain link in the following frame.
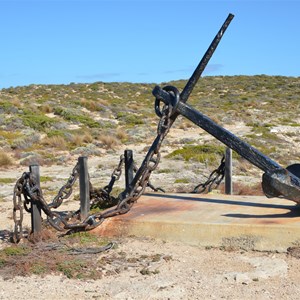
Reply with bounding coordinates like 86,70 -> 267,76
48,162 -> 79,209
12,174 -> 25,243
133,162 -> 165,193
12,154 -> 128,235
89,155 -> 125,210
192,155 -> 225,193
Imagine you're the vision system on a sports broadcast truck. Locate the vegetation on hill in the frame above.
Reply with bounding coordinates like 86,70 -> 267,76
0,75 -> 299,168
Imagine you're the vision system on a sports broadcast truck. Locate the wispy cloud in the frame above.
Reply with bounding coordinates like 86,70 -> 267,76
76,73 -> 121,80
163,64 -> 224,76
203,64 -> 224,74
163,67 -> 193,75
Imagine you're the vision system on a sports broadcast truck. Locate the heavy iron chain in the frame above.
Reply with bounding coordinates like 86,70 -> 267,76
12,171 -> 53,240
132,162 -> 165,193
12,153 -> 126,234
89,154 -> 125,210
12,174 -> 25,243
33,86 -> 178,232
12,14 -> 235,237
48,162 -> 79,209
68,87 -> 178,231
11,86 -> 194,235
12,162 -> 81,237
192,155 -> 225,193
12,87 -> 222,236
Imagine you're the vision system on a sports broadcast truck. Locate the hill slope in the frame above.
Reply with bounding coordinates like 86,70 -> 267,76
0,75 -> 299,195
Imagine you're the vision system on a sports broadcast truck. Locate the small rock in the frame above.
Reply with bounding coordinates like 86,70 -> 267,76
234,273 -> 251,284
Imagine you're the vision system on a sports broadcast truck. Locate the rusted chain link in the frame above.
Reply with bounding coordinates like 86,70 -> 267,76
12,174 -> 25,243
48,162 -> 79,209
133,162 -> 165,193
89,154 -> 125,210
192,155 -> 225,193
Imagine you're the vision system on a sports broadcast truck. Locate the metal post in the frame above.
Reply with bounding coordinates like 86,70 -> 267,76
29,164 -> 42,235
124,150 -> 134,190
225,147 -> 233,195
78,156 -> 90,221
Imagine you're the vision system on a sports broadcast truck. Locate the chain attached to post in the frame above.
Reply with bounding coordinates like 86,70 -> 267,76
89,154 -> 125,210
192,156 -> 225,193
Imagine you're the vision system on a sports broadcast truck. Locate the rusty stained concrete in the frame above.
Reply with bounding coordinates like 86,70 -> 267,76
92,192 -> 300,252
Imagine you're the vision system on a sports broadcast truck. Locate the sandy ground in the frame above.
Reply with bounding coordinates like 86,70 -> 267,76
1,188 -> 300,300
0,235 -> 300,300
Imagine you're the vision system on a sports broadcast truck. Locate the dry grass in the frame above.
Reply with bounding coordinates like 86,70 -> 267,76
80,99 -> 99,111
116,128 -> 128,141
40,104 -> 53,113
0,152 -> 14,167
41,136 -> 67,150
11,98 -> 22,108
98,134 -> 119,149
70,133 -> 93,146
178,120 -> 194,130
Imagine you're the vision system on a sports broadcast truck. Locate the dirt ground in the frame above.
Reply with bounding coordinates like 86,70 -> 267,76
1,234 -> 300,300
1,198 -> 300,300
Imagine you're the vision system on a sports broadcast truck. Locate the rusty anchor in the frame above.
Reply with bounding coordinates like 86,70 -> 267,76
152,13 -> 300,204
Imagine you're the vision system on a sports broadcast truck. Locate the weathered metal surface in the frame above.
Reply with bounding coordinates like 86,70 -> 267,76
29,165 -> 42,235
93,193 -> 300,252
179,13 -> 234,105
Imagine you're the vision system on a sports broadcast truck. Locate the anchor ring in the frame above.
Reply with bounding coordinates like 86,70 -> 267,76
155,85 -> 180,118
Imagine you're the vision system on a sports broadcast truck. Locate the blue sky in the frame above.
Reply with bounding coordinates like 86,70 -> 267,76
0,0 -> 299,89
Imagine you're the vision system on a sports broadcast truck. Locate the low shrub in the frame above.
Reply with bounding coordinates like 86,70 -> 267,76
166,144 -> 225,163
41,136 -> 68,150
0,152 -> 13,167
54,107 -> 100,128
98,134 -> 119,149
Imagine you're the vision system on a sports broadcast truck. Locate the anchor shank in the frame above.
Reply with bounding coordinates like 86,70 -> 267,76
180,13 -> 234,103
177,100 -> 281,173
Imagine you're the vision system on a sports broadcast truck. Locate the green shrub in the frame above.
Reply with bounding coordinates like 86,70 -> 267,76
166,144 -> 225,163
174,178 -> 189,183
3,245 -> 29,256
116,112 -> 144,126
21,114 -> 56,131
57,259 -> 87,279
54,107 -> 100,128
0,178 -> 15,183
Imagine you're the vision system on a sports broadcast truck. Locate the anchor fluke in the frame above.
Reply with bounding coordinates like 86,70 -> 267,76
262,165 -> 300,203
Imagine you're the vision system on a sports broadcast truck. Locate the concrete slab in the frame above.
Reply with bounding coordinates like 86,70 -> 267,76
92,192 -> 300,252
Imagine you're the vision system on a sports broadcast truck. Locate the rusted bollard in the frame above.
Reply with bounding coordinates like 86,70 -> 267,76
225,147 -> 233,195
124,149 -> 134,190
78,156 -> 90,220
29,164 -> 42,235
